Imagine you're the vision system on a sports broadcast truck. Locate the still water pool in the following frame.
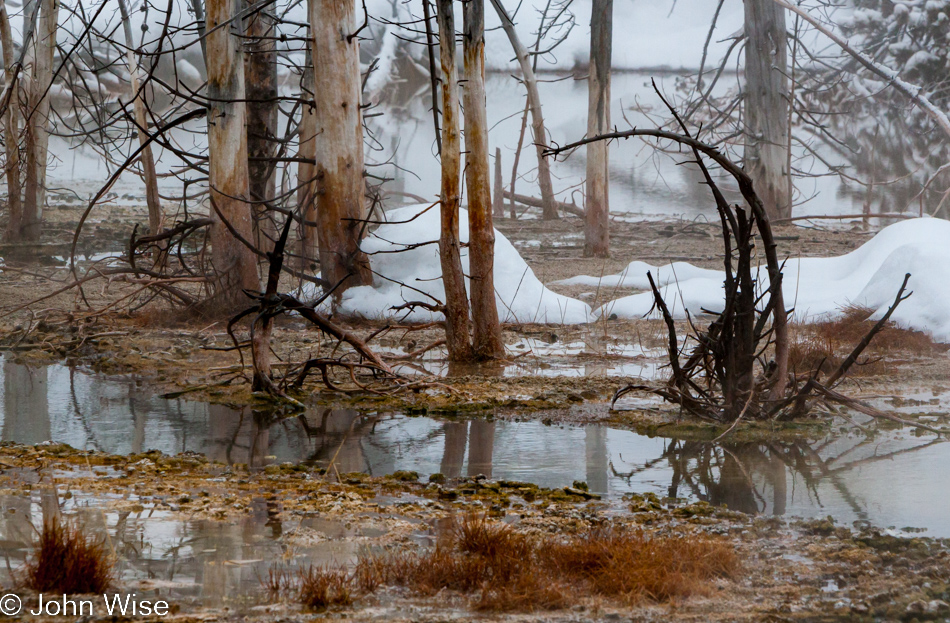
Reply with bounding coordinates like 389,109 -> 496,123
1,356 -> 948,535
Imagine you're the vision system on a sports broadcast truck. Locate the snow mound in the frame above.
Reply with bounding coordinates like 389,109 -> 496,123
581,218 -> 950,342
338,204 -> 591,324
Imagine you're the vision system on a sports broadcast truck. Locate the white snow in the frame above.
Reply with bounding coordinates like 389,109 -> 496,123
559,218 -> 950,342
337,204 -> 592,325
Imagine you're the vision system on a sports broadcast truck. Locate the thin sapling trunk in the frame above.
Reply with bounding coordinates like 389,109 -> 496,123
118,0 -> 162,236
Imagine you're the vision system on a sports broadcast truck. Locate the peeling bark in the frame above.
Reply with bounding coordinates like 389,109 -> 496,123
206,0 -> 260,305
463,0 -> 503,360
118,0 -> 162,235
436,0 -> 473,362
744,0 -> 790,221
585,0 -> 611,258
310,0 -> 372,297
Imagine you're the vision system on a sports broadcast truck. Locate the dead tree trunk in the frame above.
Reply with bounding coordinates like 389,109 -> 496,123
0,0 -> 21,242
585,0 -> 611,258
744,0 -> 790,221
206,0 -> 260,305
489,0 -> 558,220
118,0 -> 162,235
310,0 -> 372,296
245,0 -> 278,245
21,0 -> 58,242
436,0 -> 473,362
463,0 -> 503,359
493,147 -> 504,217
296,45 -> 318,271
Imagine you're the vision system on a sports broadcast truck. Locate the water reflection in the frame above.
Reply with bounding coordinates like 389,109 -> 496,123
0,484 -> 375,608
1,357 -> 948,534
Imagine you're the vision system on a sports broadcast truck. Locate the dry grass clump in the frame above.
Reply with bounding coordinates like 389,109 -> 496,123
260,564 -> 353,611
298,566 -> 353,610
356,514 -> 738,612
538,526 -> 737,603
789,305 -> 941,377
21,518 -> 114,594
260,515 -> 738,613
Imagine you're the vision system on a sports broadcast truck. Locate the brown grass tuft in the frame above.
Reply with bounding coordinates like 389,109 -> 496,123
22,518 -> 114,594
297,565 -> 353,611
354,514 -> 738,612
260,515 -> 738,613
788,304 -> 943,378
538,526 -> 737,603
259,564 -> 296,601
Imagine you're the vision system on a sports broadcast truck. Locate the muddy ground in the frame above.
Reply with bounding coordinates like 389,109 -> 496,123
0,202 -> 948,621
0,205 -> 930,415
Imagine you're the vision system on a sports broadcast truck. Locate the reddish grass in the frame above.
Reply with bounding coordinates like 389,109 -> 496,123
21,518 -> 114,594
788,305 -> 942,377
538,526 -> 737,603
260,515 -> 738,612
355,514 -> 738,612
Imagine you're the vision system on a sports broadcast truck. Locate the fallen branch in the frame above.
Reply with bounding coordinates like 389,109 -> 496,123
810,383 -> 946,436
501,190 -> 584,218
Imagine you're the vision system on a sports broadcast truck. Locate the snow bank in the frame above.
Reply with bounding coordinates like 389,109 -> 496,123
338,204 -> 591,324
562,218 -> 950,342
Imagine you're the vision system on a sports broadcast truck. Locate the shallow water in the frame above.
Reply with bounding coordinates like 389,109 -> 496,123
2,357 -> 949,536
0,482 -> 413,608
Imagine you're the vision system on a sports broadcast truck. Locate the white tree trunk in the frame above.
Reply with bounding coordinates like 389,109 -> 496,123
0,0 -> 21,242
585,0 -> 611,258
118,0 -> 162,235
206,0 -> 260,305
744,0 -> 790,221
310,0 -> 372,296
21,0 -> 57,242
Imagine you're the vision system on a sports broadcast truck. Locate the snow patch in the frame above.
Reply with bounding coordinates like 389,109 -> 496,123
569,218 -> 950,342
338,204 -> 591,325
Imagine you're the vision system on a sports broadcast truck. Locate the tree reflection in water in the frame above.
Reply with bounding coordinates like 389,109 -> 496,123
609,434 -> 944,520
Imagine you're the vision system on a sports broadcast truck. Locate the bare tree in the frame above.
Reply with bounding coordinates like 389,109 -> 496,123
118,0 -> 162,236
310,0 -> 372,295
744,0 -> 790,221
463,0 -> 503,359
585,0 -> 611,257
296,45 -> 317,271
489,0 -> 558,220
206,0 -> 260,304
436,0 -> 473,361
21,0 -> 59,242
0,0 -> 21,242
245,0 -> 278,244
